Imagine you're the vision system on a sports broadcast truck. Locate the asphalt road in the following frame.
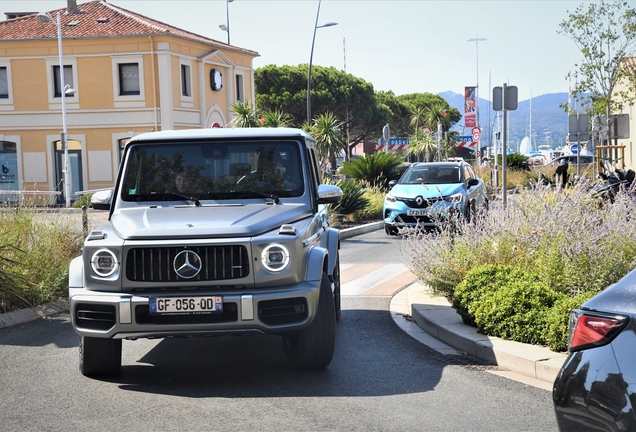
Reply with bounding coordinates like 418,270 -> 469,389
0,229 -> 558,431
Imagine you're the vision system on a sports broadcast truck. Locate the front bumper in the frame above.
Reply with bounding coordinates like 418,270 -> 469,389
69,283 -> 321,340
383,200 -> 462,229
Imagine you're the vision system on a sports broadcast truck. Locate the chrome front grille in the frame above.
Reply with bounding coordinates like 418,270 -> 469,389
125,246 -> 250,282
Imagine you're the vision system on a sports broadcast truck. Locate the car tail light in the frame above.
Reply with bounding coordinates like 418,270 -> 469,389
568,310 -> 629,352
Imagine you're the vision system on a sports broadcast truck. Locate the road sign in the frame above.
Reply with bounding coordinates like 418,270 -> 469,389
474,150 -> 481,158
568,114 -> 589,142
471,127 -> 481,142
421,126 -> 432,134
492,85 -> 518,111
571,144 -> 579,154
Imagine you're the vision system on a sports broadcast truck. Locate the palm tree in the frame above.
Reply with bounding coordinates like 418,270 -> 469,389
228,101 -> 260,128
405,133 -> 437,162
310,112 -> 345,171
424,102 -> 451,131
260,109 -> 293,128
409,106 -> 427,140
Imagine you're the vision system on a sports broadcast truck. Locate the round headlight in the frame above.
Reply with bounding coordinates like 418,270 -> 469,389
261,244 -> 290,272
90,248 -> 118,277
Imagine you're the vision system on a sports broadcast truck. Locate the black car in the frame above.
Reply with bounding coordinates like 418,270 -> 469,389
549,155 -> 594,166
552,266 -> 636,431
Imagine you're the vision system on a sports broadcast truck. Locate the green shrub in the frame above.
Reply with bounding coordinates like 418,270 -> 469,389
0,244 -> 31,312
72,193 -> 93,209
545,290 -> 598,352
0,209 -> 84,313
329,179 -> 369,225
351,183 -> 385,222
338,152 -> 404,188
497,152 -> 530,171
453,264 -> 565,345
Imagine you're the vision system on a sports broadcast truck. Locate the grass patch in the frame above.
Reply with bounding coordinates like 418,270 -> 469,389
0,208 -> 84,313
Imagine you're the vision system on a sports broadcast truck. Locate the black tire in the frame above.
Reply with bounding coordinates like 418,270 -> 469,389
463,201 -> 472,224
79,336 -> 122,376
283,271 -> 336,369
385,224 -> 398,236
333,252 -> 341,321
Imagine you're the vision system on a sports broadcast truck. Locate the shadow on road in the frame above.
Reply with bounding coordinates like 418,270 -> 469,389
93,308 -> 485,398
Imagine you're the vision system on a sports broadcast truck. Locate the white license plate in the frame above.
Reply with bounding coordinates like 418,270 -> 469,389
407,209 -> 428,216
149,296 -> 223,314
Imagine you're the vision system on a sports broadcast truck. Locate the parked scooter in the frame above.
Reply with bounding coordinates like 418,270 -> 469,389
591,160 -> 635,203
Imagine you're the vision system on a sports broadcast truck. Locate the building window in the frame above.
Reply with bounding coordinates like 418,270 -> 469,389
0,67 -> 8,99
118,63 -> 140,96
53,65 -> 74,98
235,74 -> 244,102
181,64 -> 191,97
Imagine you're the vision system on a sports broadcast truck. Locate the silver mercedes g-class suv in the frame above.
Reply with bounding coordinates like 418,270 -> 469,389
69,128 -> 343,376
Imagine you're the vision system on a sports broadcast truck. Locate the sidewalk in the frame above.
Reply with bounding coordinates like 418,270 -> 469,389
390,282 -> 567,390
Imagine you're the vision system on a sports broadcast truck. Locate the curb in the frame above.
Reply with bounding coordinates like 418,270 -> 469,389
0,299 -> 68,329
401,282 -> 567,385
338,221 -> 383,240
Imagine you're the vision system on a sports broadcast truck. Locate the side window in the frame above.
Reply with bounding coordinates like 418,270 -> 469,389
307,147 -> 320,189
0,66 -> 8,99
181,64 -> 191,97
118,63 -> 140,95
53,65 -> 74,98
118,137 -> 131,165
464,165 -> 476,180
235,74 -> 244,102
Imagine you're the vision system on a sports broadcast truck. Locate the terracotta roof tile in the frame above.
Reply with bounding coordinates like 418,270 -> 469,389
0,0 -> 258,56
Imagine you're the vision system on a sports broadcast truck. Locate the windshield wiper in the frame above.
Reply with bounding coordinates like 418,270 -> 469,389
213,190 -> 280,204
137,192 -> 201,207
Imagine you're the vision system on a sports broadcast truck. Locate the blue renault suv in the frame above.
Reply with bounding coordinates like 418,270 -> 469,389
383,161 -> 488,235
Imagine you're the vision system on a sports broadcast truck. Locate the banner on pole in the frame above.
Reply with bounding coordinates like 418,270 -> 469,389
464,86 -> 476,128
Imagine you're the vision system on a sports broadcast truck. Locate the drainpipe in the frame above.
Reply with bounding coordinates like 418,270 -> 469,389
149,36 -> 158,130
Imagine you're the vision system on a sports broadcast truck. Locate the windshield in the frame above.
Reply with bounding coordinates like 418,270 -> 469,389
399,166 -> 462,185
120,140 -> 304,202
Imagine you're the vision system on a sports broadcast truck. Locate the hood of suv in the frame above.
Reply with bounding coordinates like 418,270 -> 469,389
110,203 -> 313,240
391,183 -> 463,199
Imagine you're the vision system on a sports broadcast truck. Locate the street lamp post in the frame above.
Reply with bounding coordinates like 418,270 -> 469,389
219,0 -> 234,44
37,11 -> 71,208
307,0 -> 337,125
467,35 -> 486,165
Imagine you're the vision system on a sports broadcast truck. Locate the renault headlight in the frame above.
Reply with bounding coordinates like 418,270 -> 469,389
90,248 -> 118,277
385,193 -> 396,203
261,244 -> 290,272
444,193 -> 464,204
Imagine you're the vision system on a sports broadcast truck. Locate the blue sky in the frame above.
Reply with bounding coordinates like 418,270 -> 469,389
2,0 -> 597,102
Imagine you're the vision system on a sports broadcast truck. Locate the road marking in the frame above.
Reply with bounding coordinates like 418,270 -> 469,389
341,263 -> 416,297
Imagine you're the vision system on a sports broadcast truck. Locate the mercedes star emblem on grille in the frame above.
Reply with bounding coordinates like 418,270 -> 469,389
173,250 -> 202,279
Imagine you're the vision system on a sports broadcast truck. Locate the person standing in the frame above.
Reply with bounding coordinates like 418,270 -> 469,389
554,159 -> 569,188
481,157 -> 491,169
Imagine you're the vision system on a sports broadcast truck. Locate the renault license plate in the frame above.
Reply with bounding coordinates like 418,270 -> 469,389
407,209 -> 428,216
149,296 -> 223,314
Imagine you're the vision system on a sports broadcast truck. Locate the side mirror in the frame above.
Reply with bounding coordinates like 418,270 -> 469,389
91,189 -> 113,210
467,178 -> 479,187
317,184 -> 342,204
388,180 -> 397,188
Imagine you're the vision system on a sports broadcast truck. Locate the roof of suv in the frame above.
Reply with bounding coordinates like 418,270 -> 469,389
129,128 -> 314,143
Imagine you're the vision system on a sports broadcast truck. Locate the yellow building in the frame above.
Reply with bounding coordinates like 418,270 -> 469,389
0,0 -> 258,205
614,57 -> 635,170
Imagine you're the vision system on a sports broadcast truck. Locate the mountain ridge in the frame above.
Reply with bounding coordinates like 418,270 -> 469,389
439,90 -> 570,152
